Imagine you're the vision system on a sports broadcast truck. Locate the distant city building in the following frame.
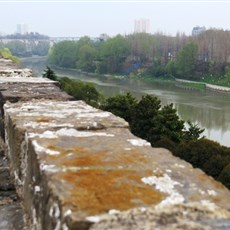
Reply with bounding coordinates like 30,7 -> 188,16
134,19 -> 151,33
16,24 -> 30,34
192,26 -> 206,36
98,33 -> 109,41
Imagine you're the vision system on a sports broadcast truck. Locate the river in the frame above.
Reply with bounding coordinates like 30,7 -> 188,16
21,56 -> 230,147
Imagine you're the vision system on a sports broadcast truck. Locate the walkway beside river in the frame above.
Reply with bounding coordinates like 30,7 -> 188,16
175,78 -> 230,93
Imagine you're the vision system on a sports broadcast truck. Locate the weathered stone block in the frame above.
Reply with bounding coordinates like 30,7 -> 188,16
4,100 -> 230,229
0,167 -> 14,190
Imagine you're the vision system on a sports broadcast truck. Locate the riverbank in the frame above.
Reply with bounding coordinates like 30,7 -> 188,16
175,78 -> 230,94
20,56 -> 230,147
20,56 -> 230,94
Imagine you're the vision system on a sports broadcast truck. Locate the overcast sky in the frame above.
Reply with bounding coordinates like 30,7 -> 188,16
0,1 -> 230,37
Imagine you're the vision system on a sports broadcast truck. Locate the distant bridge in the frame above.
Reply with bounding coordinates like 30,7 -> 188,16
0,36 -> 102,46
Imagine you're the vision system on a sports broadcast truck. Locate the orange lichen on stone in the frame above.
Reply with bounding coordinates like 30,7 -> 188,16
35,118 -> 51,123
45,145 -> 149,167
57,169 -> 164,215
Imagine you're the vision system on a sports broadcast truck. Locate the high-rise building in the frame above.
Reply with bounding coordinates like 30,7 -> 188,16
16,24 -> 30,34
192,26 -> 206,36
134,19 -> 151,33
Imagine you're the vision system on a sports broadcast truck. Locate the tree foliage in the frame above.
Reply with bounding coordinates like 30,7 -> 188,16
100,93 -> 202,149
59,77 -> 102,107
46,29 -> 230,84
218,163 -> 230,189
0,40 -> 50,57
42,66 -> 57,81
183,120 -> 205,141
174,42 -> 198,79
100,91 -> 230,190
0,48 -> 20,64
100,92 -> 137,123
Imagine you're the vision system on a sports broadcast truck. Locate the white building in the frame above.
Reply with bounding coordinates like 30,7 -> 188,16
192,26 -> 206,36
16,24 -> 30,34
134,19 -> 151,33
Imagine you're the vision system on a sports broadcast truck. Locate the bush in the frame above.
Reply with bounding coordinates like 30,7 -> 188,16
175,139 -> 223,169
153,137 -> 177,153
218,164 -> 230,189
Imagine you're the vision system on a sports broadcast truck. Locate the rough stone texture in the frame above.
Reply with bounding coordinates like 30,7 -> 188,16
0,138 -> 25,229
90,203 -> 230,230
1,58 -> 230,229
0,76 -> 73,142
4,100 -> 230,229
0,59 -> 63,230
0,78 -> 72,104
0,200 -> 25,230
0,58 -> 19,70
0,58 -> 32,77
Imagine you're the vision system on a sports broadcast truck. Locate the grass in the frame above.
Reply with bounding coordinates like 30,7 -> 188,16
177,82 -> 206,91
201,74 -> 230,88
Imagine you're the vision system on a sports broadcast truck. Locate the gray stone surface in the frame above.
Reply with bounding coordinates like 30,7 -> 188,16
90,203 -> 230,230
0,202 -> 25,230
0,81 -> 72,103
0,58 -> 230,230
4,99 -> 230,229
0,151 -> 25,229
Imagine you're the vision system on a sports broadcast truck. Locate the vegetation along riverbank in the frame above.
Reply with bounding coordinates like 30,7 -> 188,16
43,67 -> 230,190
46,30 -> 230,92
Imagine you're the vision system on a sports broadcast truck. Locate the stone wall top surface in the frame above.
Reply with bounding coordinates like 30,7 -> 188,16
1,58 -> 230,229
0,58 -> 32,78
0,80 -> 72,103
0,58 -> 18,69
4,99 -> 230,229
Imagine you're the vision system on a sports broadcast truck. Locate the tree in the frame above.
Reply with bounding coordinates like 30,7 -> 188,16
174,42 -> 198,79
42,66 -> 57,81
183,120 -> 205,141
131,95 -> 161,142
76,44 -> 97,72
59,77 -> 102,107
5,40 -> 27,56
100,93 -> 137,123
218,163 -> 230,189
31,41 -> 50,56
175,139 -> 222,169
0,48 -> 20,64
98,35 -> 130,73
159,103 -> 184,143
48,41 -> 78,68
224,66 -> 230,86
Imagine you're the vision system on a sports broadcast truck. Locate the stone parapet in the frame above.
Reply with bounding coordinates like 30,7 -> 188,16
0,58 -> 230,229
4,100 -> 230,229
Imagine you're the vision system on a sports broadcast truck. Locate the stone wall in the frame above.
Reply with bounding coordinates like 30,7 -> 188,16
0,59 -> 230,229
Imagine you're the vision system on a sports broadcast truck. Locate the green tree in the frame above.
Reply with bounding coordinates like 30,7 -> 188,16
42,66 -> 57,81
5,40 -> 27,56
131,95 -> 161,142
159,103 -> 184,143
98,35 -> 130,73
0,48 -> 20,64
59,77 -> 102,106
76,44 -> 97,72
224,66 -> 230,86
175,42 -> 198,79
203,155 -> 229,179
48,41 -> 78,68
32,41 -> 50,56
100,93 -> 137,123
183,120 -> 205,141
175,139 -> 222,169
218,163 -> 230,189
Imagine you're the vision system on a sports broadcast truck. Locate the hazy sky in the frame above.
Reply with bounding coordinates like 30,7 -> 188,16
1,1 -> 230,37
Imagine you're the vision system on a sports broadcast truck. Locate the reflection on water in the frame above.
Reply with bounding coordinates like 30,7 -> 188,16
21,57 -> 230,147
